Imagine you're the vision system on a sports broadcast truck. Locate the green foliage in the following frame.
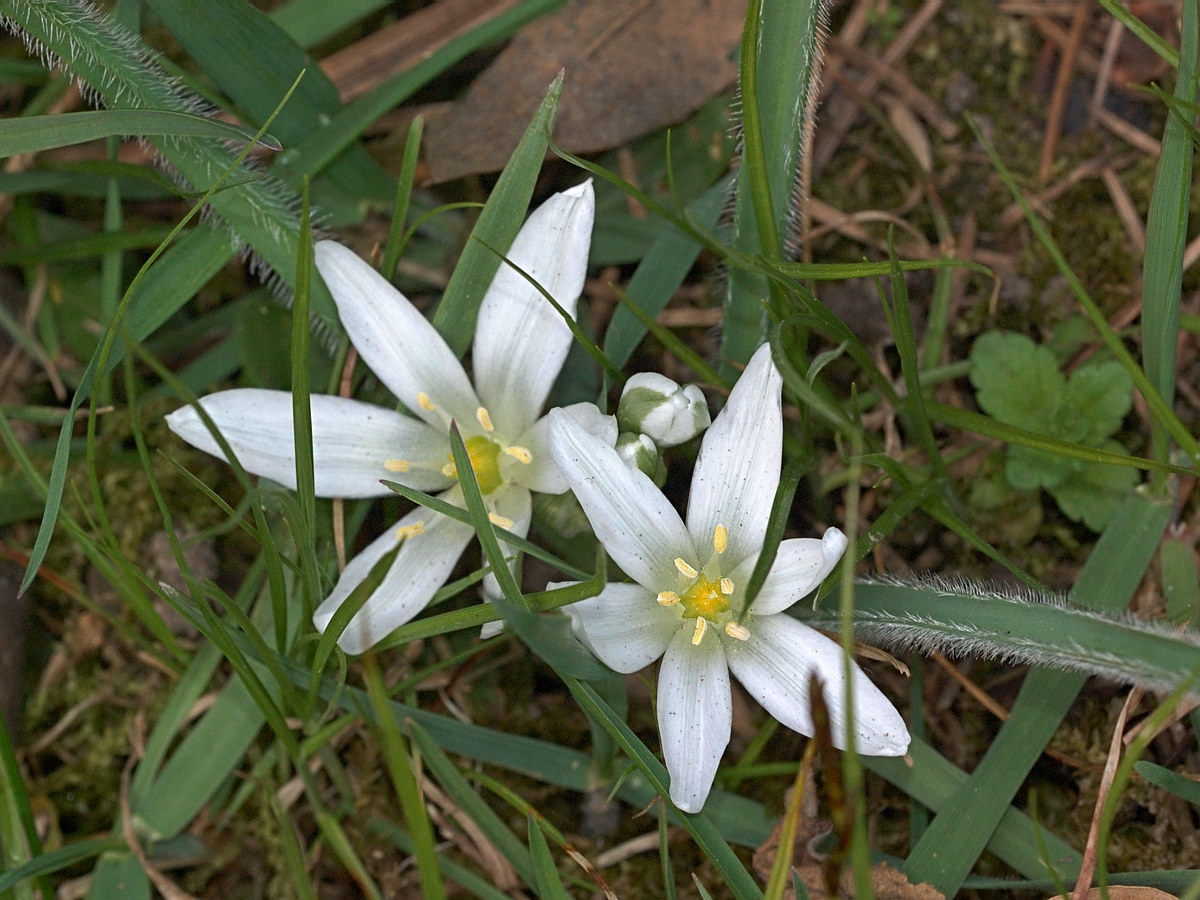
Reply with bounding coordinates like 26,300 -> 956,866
969,330 -> 1137,530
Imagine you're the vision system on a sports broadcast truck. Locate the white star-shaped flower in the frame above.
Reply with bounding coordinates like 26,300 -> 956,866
548,344 -> 910,813
168,182 -> 613,654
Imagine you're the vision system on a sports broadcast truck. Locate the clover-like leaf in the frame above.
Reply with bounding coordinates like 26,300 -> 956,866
1048,441 -> 1139,531
1060,360 -> 1132,445
969,331 -> 1064,431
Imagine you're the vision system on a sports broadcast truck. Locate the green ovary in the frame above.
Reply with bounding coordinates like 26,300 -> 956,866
446,435 -> 503,494
680,576 -> 729,620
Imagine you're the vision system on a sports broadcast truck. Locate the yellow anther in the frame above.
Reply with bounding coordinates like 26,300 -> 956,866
476,406 -> 495,433
417,392 -> 437,411
720,577 -> 734,595
396,521 -> 425,540
442,462 -> 457,478
724,622 -> 750,641
657,591 -> 680,606
383,459 -> 410,473
488,512 -> 514,529
690,617 -> 708,646
674,558 -> 699,579
713,524 -> 729,554
504,445 -> 533,464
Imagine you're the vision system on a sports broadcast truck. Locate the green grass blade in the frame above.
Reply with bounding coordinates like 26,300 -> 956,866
380,115 -> 424,280
527,816 -> 572,900
1142,0 -> 1197,466
432,74 -> 563,354
899,492 -> 1171,894
0,109 -> 280,155
269,0 -> 389,48
0,837 -> 124,893
1097,0 -> 1179,67
0,714 -> 40,900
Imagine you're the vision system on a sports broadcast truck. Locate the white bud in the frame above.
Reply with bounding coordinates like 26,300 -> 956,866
616,373 -> 711,447
616,431 -> 660,478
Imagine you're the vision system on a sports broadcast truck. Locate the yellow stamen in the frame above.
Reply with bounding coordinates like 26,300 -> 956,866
674,558 -> 699,579
417,392 -> 437,412
476,406 -> 495,433
384,459 -> 410,473
713,524 -> 729,554
442,462 -> 457,478
720,577 -> 734,595
396,521 -> 425,540
504,445 -> 533,464
690,617 -> 708,646
488,512 -> 514,529
657,591 -> 680,606
724,622 -> 750,641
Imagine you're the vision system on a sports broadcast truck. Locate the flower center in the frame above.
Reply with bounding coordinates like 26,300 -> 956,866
680,576 -> 729,620
443,434 -> 503,494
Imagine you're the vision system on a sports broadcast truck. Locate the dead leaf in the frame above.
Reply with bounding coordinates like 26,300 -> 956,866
1054,889 -> 1178,900
423,0 -> 745,182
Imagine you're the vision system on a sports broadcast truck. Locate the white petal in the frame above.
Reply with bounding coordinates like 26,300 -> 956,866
480,482 -> 533,601
725,613 -> 909,756
473,182 -> 595,437
657,626 -> 732,813
166,389 -> 453,498
686,343 -> 782,567
562,582 -> 678,673
313,498 -> 475,654
733,528 -> 848,616
548,408 -> 694,589
314,241 -> 480,429
511,402 -> 617,494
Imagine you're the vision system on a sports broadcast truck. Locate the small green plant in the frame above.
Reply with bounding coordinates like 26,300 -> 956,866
969,330 -> 1137,531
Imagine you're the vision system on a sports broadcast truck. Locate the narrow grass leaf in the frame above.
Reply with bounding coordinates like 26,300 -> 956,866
0,837 -> 123,893
0,715 -> 40,900
528,816 -> 573,900
380,115 -> 424,280
0,109 -> 280,155
1097,0 -> 1179,67
369,819 -> 516,900
432,74 -> 563,354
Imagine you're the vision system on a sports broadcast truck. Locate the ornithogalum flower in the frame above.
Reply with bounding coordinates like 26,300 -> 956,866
168,182 -> 613,654
548,344 -> 910,813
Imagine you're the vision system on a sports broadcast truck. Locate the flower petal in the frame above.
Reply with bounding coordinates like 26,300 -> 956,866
481,482 -> 533,601
725,613 -> 909,756
562,582 -> 678,673
314,241 -> 479,429
166,389 -> 453,498
473,182 -> 595,437
512,402 -> 617,494
732,528 -> 848,616
686,343 -> 782,567
549,408 -> 693,589
313,498 -> 475,654
657,626 -> 732,813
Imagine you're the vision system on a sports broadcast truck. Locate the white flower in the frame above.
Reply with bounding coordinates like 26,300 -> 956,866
548,344 -> 909,813
167,181 -> 614,654
617,372 -> 711,447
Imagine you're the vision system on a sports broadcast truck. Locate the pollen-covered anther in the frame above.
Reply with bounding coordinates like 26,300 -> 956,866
383,459 -> 410,473
442,462 -> 456,478
657,591 -> 680,606
416,392 -> 437,412
674,558 -> 699,579
713,524 -> 728,554
504,445 -> 533,464
690,617 -> 708,646
396,521 -> 425,540
476,406 -> 495,433
488,512 -> 514,529
719,577 -> 734,595
724,622 -> 750,641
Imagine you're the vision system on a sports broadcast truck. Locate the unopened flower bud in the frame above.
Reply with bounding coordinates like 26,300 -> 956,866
616,431 -> 660,478
616,373 -> 711,447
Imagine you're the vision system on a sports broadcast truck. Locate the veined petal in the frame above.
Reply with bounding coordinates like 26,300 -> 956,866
562,582 -> 678,673
725,613 -> 909,757
314,241 -> 480,429
473,182 -> 595,437
313,498 -> 474,654
732,528 -> 848,617
549,408 -> 693,590
657,626 -> 732,813
166,389 -> 453,498
481,482 -> 532,601
511,402 -> 617,494
686,343 -> 782,567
